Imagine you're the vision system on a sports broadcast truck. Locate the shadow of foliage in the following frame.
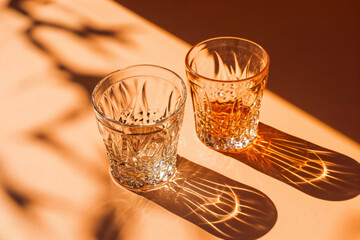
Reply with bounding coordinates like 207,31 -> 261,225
8,0 -> 135,96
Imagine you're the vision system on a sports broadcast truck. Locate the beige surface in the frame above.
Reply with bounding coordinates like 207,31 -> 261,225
1,0 -> 359,239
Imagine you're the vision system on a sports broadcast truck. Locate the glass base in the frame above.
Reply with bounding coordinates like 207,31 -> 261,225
197,132 -> 257,151
109,164 -> 176,192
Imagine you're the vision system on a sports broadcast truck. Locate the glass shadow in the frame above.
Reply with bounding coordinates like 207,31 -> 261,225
136,156 -> 277,240
221,123 -> 360,201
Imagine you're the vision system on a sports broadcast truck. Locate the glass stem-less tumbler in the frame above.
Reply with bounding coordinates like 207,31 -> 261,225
92,65 -> 187,191
185,37 -> 269,151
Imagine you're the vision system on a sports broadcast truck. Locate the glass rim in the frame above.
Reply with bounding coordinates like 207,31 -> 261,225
91,64 -> 187,128
185,36 -> 270,83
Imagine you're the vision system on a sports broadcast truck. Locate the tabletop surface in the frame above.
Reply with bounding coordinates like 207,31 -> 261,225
0,1 -> 359,240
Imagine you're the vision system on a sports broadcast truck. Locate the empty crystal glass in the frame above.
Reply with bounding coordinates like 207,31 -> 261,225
92,65 -> 187,191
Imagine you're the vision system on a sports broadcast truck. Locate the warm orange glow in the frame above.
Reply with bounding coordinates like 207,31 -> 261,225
2,0 -> 359,239
223,123 -> 360,201
254,139 -> 329,184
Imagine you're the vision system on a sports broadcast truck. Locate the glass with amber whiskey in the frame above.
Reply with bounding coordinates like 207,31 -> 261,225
185,37 -> 269,151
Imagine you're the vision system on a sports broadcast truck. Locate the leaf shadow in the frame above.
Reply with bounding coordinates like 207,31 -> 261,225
8,0 -> 137,97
